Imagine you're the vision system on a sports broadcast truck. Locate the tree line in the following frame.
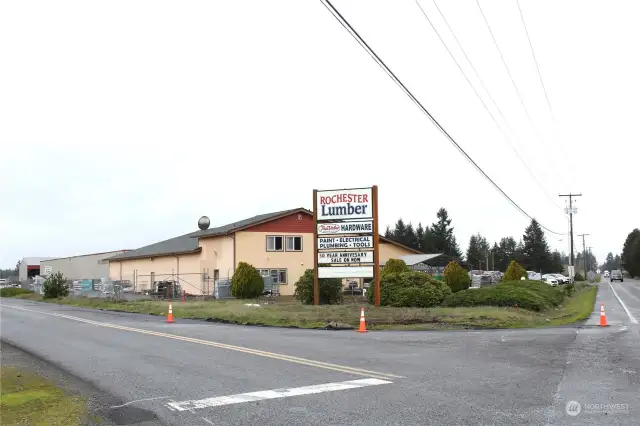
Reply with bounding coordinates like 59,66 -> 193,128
384,208 -> 462,258
384,207 -> 566,273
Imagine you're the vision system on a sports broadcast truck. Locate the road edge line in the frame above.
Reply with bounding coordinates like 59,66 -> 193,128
606,279 -> 639,324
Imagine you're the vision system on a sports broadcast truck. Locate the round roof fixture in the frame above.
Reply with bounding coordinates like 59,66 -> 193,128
198,216 -> 211,231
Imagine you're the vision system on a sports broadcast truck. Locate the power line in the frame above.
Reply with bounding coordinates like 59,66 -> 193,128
516,0 -> 554,122
318,0 -> 565,236
475,0 -> 537,133
475,0 -> 571,189
414,0 -> 562,212
515,0 -> 573,171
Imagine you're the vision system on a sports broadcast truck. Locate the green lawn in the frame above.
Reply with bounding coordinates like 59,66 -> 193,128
12,284 -> 598,330
0,367 -> 87,426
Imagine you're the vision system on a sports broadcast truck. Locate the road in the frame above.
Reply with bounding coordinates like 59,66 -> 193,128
1,281 -> 638,426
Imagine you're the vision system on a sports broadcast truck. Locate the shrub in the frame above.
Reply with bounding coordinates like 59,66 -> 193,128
0,287 -> 32,298
443,279 -> 565,311
43,272 -> 69,299
293,269 -> 343,305
381,259 -> 411,276
564,283 -> 575,297
443,261 -> 471,293
367,270 -> 452,308
503,260 -> 527,281
574,272 -> 584,282
230,262 -> 264,299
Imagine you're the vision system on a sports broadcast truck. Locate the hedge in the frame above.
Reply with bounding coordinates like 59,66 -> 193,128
367,270 -> 452,308
443,279 -> 566,311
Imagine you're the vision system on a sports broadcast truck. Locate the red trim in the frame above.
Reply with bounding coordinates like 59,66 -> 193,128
27,265 -> 40,270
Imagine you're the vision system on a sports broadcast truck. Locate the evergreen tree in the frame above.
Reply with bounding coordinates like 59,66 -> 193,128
613,254 -> 622,269
622,228 -> 640,277
416,223 -> 425,251
393,219 -> 407,240
449,235 -> 463,259
384,225 -> 393,238
494,237 -> 517,271
466,235 -> 481,269
404,222 -> 419,251
521,219 -> 551,271
466,233 -> 490,269
550,251 -> 564,273
602,252 -> 615,271
431,208 -> 460,257
490,242 -> 499,270
421,226 -> 436,253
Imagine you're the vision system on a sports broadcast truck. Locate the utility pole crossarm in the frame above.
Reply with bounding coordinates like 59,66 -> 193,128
559,193 -> 582,270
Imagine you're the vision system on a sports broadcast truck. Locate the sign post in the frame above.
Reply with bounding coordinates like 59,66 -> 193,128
313,185 -> 380,306
313,189 -> 320,305
372,185 -> 381,307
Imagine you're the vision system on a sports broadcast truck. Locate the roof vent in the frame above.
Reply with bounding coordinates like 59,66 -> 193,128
198,216 -> 211,231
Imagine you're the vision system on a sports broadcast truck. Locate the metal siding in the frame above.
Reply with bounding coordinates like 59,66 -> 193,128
40,251 -> 129,281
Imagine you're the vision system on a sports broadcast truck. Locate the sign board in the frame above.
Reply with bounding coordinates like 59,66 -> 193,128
318,266 -> 374,279
317,221 -> 373,235
318,250 -> 374,264
597,268 -> 601,274
313,186 -> 380,306
316,188 -> 373,220
43,266 -> 52,277
318,236 -> 373,250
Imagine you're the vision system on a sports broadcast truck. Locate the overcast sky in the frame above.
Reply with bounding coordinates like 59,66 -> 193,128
1,0 -> 638,269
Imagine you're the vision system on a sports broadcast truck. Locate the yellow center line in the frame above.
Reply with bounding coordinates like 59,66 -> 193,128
3,304 -> 404,380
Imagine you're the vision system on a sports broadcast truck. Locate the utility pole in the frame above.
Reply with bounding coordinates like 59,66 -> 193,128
559,193 -> 582,273
578,233 -> 590,277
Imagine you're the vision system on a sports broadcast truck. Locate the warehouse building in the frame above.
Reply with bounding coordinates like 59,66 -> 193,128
18,257 -> 56,282
40,250 -> 131,282
107,208 -> 420,296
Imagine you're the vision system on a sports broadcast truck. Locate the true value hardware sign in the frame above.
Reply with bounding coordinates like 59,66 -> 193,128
313,186 -> 381,306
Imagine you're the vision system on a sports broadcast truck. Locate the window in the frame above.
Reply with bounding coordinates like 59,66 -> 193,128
285,236 -> 302,251
266,235 -> 283,251
258,269 -> 288,284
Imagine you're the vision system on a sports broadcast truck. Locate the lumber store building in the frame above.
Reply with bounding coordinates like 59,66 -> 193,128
107,208 -> 420,296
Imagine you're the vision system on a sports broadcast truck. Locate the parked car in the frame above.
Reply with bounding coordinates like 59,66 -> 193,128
542,275 -> 559,286
610,270 -> 624,282
527,271 -> 542,280
549,273 -> 569,284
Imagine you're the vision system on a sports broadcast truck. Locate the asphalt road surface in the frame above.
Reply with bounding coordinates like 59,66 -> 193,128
1,282 -> 639,426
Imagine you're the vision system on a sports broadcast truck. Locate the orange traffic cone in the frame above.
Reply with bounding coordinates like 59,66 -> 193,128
166,303 -> 175,323
599,303 -> 609,327
357,306 -> 367,333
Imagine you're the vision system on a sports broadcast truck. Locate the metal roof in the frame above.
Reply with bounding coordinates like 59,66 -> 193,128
106,231 -> 202,261
395,253 -> 444,266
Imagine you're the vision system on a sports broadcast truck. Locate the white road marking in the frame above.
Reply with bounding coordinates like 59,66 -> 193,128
607,280 -> 639,324
201,417 -> 215,425
110,396 -> 170,409
166,378 -> 392,412
1,303 -> 403,380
